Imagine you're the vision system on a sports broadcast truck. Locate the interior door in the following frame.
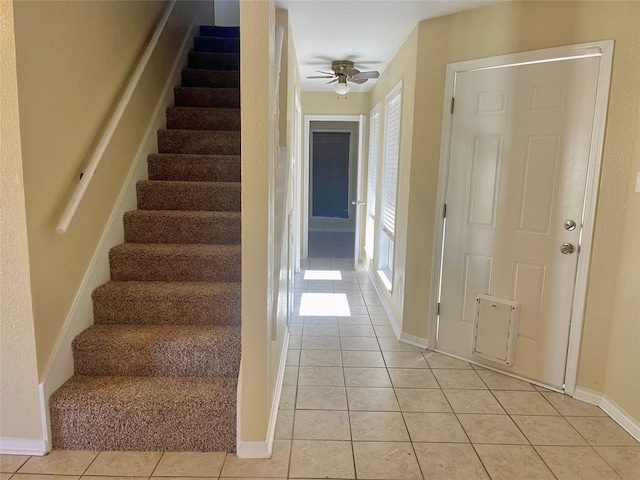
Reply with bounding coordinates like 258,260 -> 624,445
437,56 -> 600,389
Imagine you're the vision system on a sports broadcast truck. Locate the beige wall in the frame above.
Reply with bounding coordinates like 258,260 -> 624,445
303,91 -> 370,116
0,0 -> 44,443
603,99 -> 640,420
398,1 -> 639,417
240,0 -> 277,442
13,0 -> 211,376
366,27 -> 419,330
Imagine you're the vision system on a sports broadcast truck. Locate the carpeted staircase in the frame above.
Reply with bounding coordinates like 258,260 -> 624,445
49,26 -> 241,452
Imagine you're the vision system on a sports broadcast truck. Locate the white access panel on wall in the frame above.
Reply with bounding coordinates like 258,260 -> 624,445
473,295 -> 520,366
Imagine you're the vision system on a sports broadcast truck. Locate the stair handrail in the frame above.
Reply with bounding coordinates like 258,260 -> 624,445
56,0 -> 177,234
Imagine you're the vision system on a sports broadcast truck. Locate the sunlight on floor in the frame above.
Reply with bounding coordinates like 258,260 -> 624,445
298,292 -> 351,316
303,270 -> 343,281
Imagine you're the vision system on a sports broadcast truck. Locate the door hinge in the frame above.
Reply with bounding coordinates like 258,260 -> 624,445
436,302 -> 441,315
443,203 -> 447,219
450,97 -> 455,114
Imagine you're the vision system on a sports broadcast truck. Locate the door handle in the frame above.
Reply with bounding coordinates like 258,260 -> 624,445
352,200 -> 365,206
560,243 -> 575,255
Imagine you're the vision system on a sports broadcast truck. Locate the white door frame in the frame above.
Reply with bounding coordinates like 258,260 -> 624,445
293,94 -> 302,273
302,114 -> 366,265
429,41 -> 614,395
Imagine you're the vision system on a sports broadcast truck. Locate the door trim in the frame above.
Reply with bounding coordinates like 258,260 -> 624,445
429,41 -> 614,395
302,114 -> 366,264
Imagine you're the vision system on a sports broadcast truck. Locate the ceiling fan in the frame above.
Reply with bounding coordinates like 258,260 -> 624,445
307,60 -> 380,95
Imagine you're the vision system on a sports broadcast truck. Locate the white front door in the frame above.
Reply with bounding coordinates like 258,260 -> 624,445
437,54 -> 601,389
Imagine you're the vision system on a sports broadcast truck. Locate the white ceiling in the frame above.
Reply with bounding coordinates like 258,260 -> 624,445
276,0 -> 498,92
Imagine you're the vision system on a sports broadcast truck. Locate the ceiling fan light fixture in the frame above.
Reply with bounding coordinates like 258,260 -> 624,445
334,76 -> 349,95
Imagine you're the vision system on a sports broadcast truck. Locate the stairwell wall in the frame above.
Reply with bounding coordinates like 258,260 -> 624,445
0,0 -> 44,453
239,0 -> 278,447
13,0 -> 212,379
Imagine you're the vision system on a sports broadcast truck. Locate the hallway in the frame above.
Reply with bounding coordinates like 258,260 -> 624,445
1,259 -> 638,479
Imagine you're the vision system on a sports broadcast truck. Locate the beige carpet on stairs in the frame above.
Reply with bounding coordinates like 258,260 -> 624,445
49,25 -> 242,452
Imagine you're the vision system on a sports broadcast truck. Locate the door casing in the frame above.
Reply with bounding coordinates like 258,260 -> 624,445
429,41 -> 614,395
301,114 -> 367,266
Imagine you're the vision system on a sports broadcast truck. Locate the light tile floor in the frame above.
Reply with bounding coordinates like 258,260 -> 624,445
2,258 -> 638,479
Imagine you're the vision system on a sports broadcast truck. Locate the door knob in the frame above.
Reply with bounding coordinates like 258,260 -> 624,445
352,200 -> 365,206
564,220 -> 577,231
560,243 -> 575,255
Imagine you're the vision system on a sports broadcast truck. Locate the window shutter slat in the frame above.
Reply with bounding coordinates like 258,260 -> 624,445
367,110 -> 380,217
382,92 -> 402,236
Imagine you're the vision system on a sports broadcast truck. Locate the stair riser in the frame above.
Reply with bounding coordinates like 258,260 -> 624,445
194,36 -> 239,53
136,182 -> 240,212
51,397 -> 236,451
93,290 -> 241,326
166,108 -> 240,131
73,342 -> 240,377
200,25 -> 239,38
174,87 -> 239,108
109,249 -> 241,282
158,130 -> 240,155
181,69 -> 239,88
189,52 -> 239,70
124,212 -> 241,244
147,155 -> 240,182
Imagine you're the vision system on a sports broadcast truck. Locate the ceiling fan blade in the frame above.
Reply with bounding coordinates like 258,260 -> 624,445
327,78 -> 339,84
316,70 -> 335,75
344,67 -> 360,76
307,75 -> 336,79
356,70 -> 380,79
348,77 -> 368,84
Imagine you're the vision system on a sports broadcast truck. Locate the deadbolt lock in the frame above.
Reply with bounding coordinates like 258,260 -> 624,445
564,220 -> 577,231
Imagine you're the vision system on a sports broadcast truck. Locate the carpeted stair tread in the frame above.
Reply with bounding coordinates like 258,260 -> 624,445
147,154 -> 240,182
181,69 -> 239,88
50,375 -> 237,451
194,36 -> 239,53
93,281 -> 241,326
174,87 -> 239,108
73,324 -> 241,377
158,129 -> 240,155
124,210 -> 240,244
167,107 -> 240,131
188,51 -> 239,70
200,25 -> 239,38
109,243 -> 241,282
137,180 -> 240,211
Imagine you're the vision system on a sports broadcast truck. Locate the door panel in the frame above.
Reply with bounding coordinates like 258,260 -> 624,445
438,56 -> 600,388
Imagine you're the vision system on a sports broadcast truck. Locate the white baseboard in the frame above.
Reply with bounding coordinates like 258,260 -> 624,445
37,20 -> 199,449
236,441 -> 271,459
574,386 -> 640,442
266,330 -> 290,454
400,332 -> 429,349
361,259 -> 401,337
0,438 -> 47,456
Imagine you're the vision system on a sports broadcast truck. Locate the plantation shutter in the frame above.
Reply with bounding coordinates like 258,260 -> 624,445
367,108 -> 380,217
382,88 -> 402,236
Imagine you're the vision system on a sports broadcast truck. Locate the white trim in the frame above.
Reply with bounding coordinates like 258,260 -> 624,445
573,386 -> 604,405
302,115 -> 365,260
353,114 -> 367,266
236,441 -> 271,459
400,332 -> 429,350
429,41 -> 614,392
38,21 -> 200,443
0,438 -> 48,456
265,330 -> 290,455
56,1 -> 177,233
362,256 -> 401,336
574,387 -> 640,442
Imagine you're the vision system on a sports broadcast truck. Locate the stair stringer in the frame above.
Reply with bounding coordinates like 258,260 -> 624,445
38,21 -> 201,450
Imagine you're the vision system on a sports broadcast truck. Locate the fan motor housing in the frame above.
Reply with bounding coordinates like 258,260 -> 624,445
331,60 -> 354,74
